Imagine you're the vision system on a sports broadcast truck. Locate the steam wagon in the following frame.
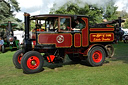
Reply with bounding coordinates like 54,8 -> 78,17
0,22 -> 20,52
13,13 -> 123,73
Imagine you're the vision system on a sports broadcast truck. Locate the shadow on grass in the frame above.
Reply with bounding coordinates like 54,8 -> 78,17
43,58 -> 111,71
43,56 -> 111,69
43,42 -> 128,70
43,56 -> 81,69
110,42 -> 128,64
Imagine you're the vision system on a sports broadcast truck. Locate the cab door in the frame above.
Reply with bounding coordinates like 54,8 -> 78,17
38,17 -> 72,48
56,17 -> 72,48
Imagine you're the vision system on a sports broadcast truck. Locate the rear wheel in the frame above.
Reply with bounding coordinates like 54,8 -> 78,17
21,51 -> 44,74
13,49 -> 23,69
86,46 -> 106,66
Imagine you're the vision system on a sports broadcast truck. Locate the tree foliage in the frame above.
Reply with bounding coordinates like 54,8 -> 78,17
116,10 -> 128,19
124,18 -> 128,28
0,0 -> 22,29
30,20 -> 36,30
103,1 -> 118,21
50,0 -> 118,25
116,10 -> 128,28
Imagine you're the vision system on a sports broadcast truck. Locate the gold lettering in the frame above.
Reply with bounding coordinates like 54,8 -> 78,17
93,38 -> 101,41
92,33 -> 112,42
92,35 -> 96,37
106,34 -> 111,37
102,38 -> 111,41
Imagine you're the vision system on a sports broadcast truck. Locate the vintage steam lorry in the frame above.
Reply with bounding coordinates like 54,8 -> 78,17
13,13 -> 124,73
0,22 -> 20,52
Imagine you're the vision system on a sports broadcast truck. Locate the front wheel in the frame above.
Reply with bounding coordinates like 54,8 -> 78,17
86,46 -> 106,66
13,49 -> 24,69
21,51 -> 44,74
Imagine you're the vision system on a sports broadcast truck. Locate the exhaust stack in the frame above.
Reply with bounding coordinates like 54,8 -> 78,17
23,13 -> 32,52
24,13 -> 30,40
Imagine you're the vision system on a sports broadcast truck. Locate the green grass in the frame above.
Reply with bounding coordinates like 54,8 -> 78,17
0,42 -> 128,85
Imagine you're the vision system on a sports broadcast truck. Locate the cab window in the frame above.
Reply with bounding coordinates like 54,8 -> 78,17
59,18 -> 71,32
45,18 -> 58,32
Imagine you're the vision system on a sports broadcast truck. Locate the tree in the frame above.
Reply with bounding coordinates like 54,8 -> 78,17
124,18 -> 128,28
50,0 -> 118,25
103,1 -> 118,21
0,0 -> 21,27
116,10 -> 128,19
30,20 -> 36,30
116,10 -> 128,29
50,3 -> 103,25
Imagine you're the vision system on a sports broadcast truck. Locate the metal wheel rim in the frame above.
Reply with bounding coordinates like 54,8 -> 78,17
92,51 -> 102,63
27,56 -> 40,70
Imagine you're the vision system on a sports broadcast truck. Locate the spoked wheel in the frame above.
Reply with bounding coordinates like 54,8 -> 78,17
86,46 -> 106,66
13,49 -> 24,69
105,44 -> 114,58
21,51 -> 44,74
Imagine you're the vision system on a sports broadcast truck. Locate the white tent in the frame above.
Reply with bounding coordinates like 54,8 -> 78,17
14,30 -> 25,44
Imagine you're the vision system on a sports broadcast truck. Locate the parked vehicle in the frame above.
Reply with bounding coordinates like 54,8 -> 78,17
0,21 -> 20,52
122,28 -> 128,43
13,13 -> 124,73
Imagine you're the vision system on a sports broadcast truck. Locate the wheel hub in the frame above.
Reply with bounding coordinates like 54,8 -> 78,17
27,56 -> 40,70
31,60 -> 36,65
92,51 -> 102,63
94,54 -> 99,59
18,54 -> 23,64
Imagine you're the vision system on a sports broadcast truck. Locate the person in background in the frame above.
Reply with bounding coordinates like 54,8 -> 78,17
0,37 -> 4,51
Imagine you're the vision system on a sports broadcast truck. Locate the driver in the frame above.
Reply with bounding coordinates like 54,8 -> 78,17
72,20 -> 84,31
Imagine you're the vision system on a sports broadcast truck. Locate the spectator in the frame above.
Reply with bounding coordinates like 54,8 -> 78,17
0,37 -> 4,51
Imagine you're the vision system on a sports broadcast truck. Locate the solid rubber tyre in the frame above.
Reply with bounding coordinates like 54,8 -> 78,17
86,46 -> 106,66
21,51 -> 44,74
13,49 -> 23,69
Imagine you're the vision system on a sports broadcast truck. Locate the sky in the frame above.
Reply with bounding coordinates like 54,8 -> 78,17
14,0 -> 128,21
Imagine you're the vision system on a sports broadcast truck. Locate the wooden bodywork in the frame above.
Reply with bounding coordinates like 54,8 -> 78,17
30,15 -> 114,49
22,14 -> 115,58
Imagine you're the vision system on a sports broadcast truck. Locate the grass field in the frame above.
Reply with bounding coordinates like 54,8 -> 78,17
0,42 -> 128,85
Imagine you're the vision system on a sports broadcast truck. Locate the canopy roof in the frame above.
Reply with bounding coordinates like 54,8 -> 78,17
30,14 -> 88,20
0,23 -> 17,28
